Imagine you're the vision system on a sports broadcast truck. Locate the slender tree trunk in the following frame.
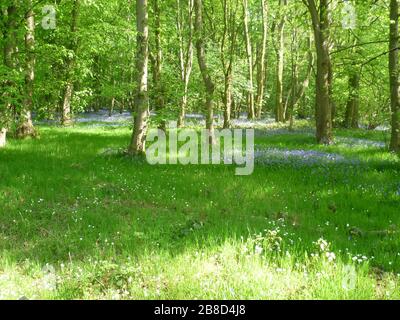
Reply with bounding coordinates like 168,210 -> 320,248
293,32 -> 314,120
220,0 -> 238,128
287,29 -> 299,124
128,0 -> 150,155
62,83 -> 74,125
1,3 -> 18,147
221,0 -> 231,129
232,97 -> 238,119
177,0 -> 194,127
4,4 -> 17,69
242,0 -> 254,119
223,72 -> 233,128
17,0 -> 36,138
127,0 -> 135,113
328,58 -> 336,125
120,98 -> 125,114
344,71 -> 360,129
151,0 -> 164,110
62,0 -> 80,125
0,128 -> 6,148
275,0 -> 286,122
256,0 -> 268,119
194,0 -> 215,143
390,0 -> 400,152
109,98 -> 115,117
305,0 -> 333,144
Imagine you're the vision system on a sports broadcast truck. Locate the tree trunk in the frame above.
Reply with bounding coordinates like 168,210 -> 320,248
242,0 -> 255,119
390,0 -> 400,153
128,0 -> 150,155
4,4 -> 17,69
62,83 -> 74,125
62,0 -> 80,126
293,32 -> 314,120
1,3 -> 18,146
256,0 -> 268,119
109,97 -> 115,117
275,0 -> 286,122
151,0 -> 164,110
127,0 -> 135,114
220,0 -> 238,128
223,72 -> 233,128
17,0 -> 36,138
344,71 -> 360,129
328,57 -> 336,125
0,128 -> 6,148
287,29 -> 299,124
177,0 -> 194,127
305,0 -> 333,144
194,0 -> 215,143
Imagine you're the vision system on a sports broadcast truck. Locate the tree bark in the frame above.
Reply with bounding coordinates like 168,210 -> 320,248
177,0 -> 194,127
220,0 -> 238,128
4,3 -> 17,69
344,71 -> 360,129
1,3 -> 18,146
255,0 -> 268,119
194,0 -> 215,143
294,32 -> 314,120
390,0 -> 400,153
242,0 -> 255,119
304,0 -> 333,144
62,0 -> 80,126
17,0 -> 36,138
275,0 -> 286,123
128,0 -> 150,155
0,128 -> 6,148
287,28 -> 299,125
150,0 -> 164,110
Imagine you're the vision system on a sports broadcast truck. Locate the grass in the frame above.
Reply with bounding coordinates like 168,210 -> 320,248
0,121 -> 399,299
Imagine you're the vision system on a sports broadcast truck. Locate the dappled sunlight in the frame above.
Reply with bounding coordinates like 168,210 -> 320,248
1,124 -> 400,299
1,0 -> 400,302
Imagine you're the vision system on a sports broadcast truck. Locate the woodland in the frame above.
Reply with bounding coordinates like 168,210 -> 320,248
0,0 -> 399,300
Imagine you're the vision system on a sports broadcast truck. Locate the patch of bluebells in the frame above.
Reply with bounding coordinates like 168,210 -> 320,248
33,110 -> 132,127
335,137 -> 386,149
253,148 -> 360,168
230,117 -> 276,129
76,110 -> 132,123
254,128 -> 315,137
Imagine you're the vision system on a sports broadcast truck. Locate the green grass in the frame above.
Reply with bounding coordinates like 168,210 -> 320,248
0,122 -> 399,299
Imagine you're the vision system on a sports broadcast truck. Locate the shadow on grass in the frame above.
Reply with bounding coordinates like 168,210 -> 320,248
0,128 -> 399,275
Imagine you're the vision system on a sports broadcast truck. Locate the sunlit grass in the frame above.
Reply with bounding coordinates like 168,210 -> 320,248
0,122 -> 399,299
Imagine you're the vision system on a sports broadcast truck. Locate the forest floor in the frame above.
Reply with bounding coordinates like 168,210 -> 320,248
0,114 -> 400,299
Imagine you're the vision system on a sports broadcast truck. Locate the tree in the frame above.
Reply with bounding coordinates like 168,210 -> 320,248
288,30 -> 314,128
275,0 -> 287,122
389,0 -> 400,153
242,0 -> 255,119
62,0 -> 80,125
304,0 -> 333,144
255,0 -> 268,119
219,0 -> 239,128
1,2 -> 18,147
128,0 -> 150,155
3,2 -> 17,69
177,0 -> 194,127
194,0 -> 216,143
16,0 -> 36,138
150,0 -> 164,110
344,70 -> 361,129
